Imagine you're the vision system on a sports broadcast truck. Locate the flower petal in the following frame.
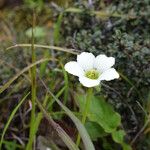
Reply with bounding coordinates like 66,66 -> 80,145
94,54 -> 115,72
77,52 -> 95,71
99,68 -> 119,81
65,61 -> 84,76
79,76 -> 100,87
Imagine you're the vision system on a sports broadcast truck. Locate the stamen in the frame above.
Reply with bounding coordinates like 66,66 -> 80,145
85,69 -> 100,79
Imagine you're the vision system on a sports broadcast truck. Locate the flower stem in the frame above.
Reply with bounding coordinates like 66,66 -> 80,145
26,12 -> 36,150
76,88 -> 93,147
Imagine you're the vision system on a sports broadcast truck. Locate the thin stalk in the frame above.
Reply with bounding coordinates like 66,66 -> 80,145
76,88 -> 93,147
6,44 -> 79,55
26,12 -> 36,150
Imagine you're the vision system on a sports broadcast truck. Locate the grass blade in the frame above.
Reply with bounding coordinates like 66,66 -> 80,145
54,13 -> 63,45
60,63 -> 69,105
0,92 -> 30,149
36,99 -> 79,150
39,78 -> 95,150
6,44 -> 79,55
0,58 -> 54,94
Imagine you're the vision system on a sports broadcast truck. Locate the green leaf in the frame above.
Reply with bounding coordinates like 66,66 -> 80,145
25,26 -> 47,38
85,121 -> 107,141
102,139 -> 114,150
112,130 -> 132,150
4,141 -> 17,150
77,95 -> 121,133
2,140 -> 23,149
112,130 -> 126,144
122,144 -> 132,150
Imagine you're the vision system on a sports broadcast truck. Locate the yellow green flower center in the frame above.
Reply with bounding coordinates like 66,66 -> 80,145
85,69 -> 100,79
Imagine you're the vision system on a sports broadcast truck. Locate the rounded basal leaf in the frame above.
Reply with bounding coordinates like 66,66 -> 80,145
112,130 -> 132,150
112,130 -> 126,144
89,98 -> 121,133
85,121 -> 107,141
76,95 -> 121,133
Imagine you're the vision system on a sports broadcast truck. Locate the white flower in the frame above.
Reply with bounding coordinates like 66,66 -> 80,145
65,52 -> 119,88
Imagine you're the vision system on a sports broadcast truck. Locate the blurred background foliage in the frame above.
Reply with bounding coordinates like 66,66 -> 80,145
0,0 -> 150,150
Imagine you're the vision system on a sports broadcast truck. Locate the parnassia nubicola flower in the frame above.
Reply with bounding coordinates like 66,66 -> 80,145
65,52 -> 119,87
